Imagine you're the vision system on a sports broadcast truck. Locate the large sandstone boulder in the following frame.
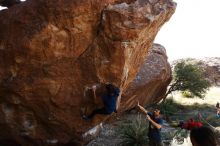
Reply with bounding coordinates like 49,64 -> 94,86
0,0 -> 176,145
121,44 -> 172,110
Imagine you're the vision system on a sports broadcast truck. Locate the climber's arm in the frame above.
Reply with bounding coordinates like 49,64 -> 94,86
92,85 -> 97,102
136,102 -> 148,115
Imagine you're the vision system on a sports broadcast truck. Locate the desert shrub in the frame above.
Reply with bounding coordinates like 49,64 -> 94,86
162,61 -> 211,102
117,114 -> 148,146
181,91 -> 193,98
160,98 -> 181,116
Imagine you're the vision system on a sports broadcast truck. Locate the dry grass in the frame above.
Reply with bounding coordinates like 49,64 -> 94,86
169,87 -> 220,106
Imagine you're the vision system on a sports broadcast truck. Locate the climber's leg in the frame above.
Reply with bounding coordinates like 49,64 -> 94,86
85,107 -> 109,120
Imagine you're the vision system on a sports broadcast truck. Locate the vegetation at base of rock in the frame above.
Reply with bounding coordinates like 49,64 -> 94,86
117,114 -> 148,146
159,98 -> 182,116
164,61 -> 211,101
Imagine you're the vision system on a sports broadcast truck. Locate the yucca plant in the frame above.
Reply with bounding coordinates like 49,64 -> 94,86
117,114 -> 148,146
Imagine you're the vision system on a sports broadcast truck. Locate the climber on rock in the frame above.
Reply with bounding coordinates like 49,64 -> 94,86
82,83 -> 120,120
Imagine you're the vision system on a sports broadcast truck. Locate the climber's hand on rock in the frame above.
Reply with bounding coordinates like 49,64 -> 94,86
136,102 -> 144,112
137,101 -> 140,106
136,101 -> 143,109
92,85 -> 96,92
136,101 -> 148,115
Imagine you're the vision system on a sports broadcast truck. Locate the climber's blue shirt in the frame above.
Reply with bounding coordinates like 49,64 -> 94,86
101,89 -> 120,114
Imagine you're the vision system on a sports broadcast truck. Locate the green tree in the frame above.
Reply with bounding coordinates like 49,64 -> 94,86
163,61 -> 211,101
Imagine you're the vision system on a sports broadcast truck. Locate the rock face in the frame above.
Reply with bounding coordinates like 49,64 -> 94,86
121,44 -> 172,110
198,58 -> 220,86
0,0 -> 176,145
